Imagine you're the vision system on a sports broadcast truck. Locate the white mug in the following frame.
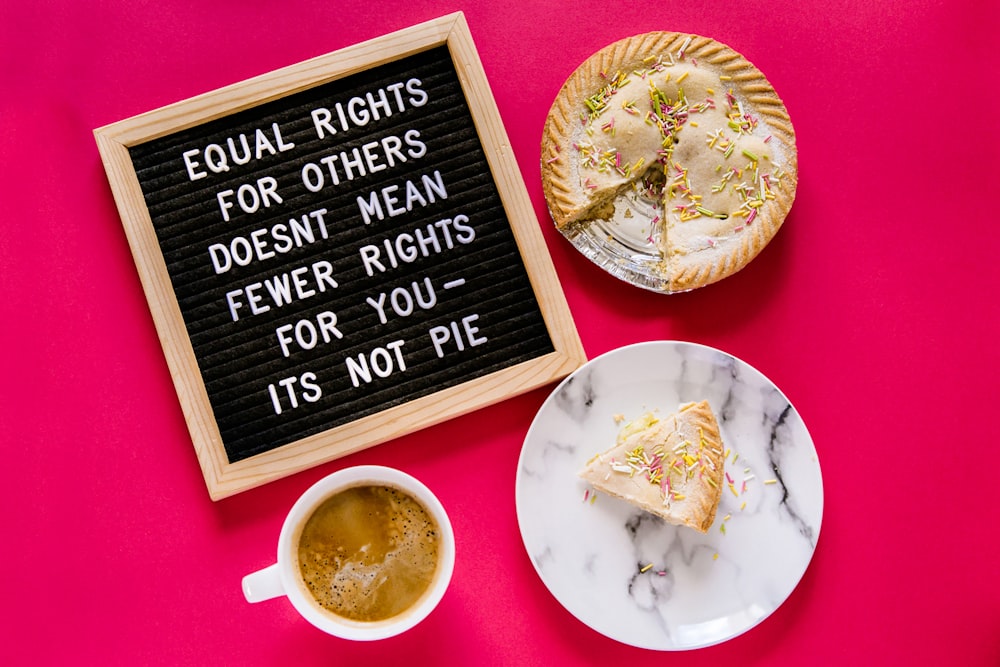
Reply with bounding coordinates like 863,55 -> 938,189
242,465 -> 455,640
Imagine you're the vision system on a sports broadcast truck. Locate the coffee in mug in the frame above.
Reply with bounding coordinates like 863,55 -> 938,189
296,484 -> 441,623
243,466 -> 455,640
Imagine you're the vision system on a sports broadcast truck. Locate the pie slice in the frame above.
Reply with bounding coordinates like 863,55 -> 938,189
578,401 -> 724,533
541,32 -> 798,292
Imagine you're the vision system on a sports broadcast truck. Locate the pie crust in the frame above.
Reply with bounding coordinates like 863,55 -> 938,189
578,401 -> 725,533
541,32 -> 798,292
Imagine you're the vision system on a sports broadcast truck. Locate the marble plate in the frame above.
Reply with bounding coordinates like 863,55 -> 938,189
515,341 -> 823,650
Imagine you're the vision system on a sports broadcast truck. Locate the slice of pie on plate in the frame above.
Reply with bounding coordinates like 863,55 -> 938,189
542,32 -> 797,292
579,401 -> 724,533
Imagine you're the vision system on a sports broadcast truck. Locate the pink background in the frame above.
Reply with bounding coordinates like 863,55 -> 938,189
2,0 -> 998,664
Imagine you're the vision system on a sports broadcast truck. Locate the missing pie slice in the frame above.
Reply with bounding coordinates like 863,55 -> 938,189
542,32 -> 797,292
578,401 -> 725,533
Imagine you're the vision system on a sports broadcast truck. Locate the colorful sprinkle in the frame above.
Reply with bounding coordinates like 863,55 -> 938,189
676,36 -> 693,59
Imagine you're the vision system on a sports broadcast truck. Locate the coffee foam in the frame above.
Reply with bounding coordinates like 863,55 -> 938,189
296,484 -> 440,623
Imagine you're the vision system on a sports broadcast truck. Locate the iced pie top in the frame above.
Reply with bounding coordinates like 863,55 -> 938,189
578,401 -> 725,533
542,32 -> 798,292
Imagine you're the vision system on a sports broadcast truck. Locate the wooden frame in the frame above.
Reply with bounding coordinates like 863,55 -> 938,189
94,12 -> 585,500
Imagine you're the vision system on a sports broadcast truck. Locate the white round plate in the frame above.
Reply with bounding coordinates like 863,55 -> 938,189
515,341 -> 823,650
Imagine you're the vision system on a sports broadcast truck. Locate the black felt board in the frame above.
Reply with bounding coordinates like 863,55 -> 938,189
127,45 -> 554,463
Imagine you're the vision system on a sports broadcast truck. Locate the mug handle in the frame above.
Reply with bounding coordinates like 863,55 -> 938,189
242,563 -> 285,603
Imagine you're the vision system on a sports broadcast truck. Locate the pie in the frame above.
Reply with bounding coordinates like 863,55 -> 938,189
541,32 -> 798,292
578,401 -> 725,533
